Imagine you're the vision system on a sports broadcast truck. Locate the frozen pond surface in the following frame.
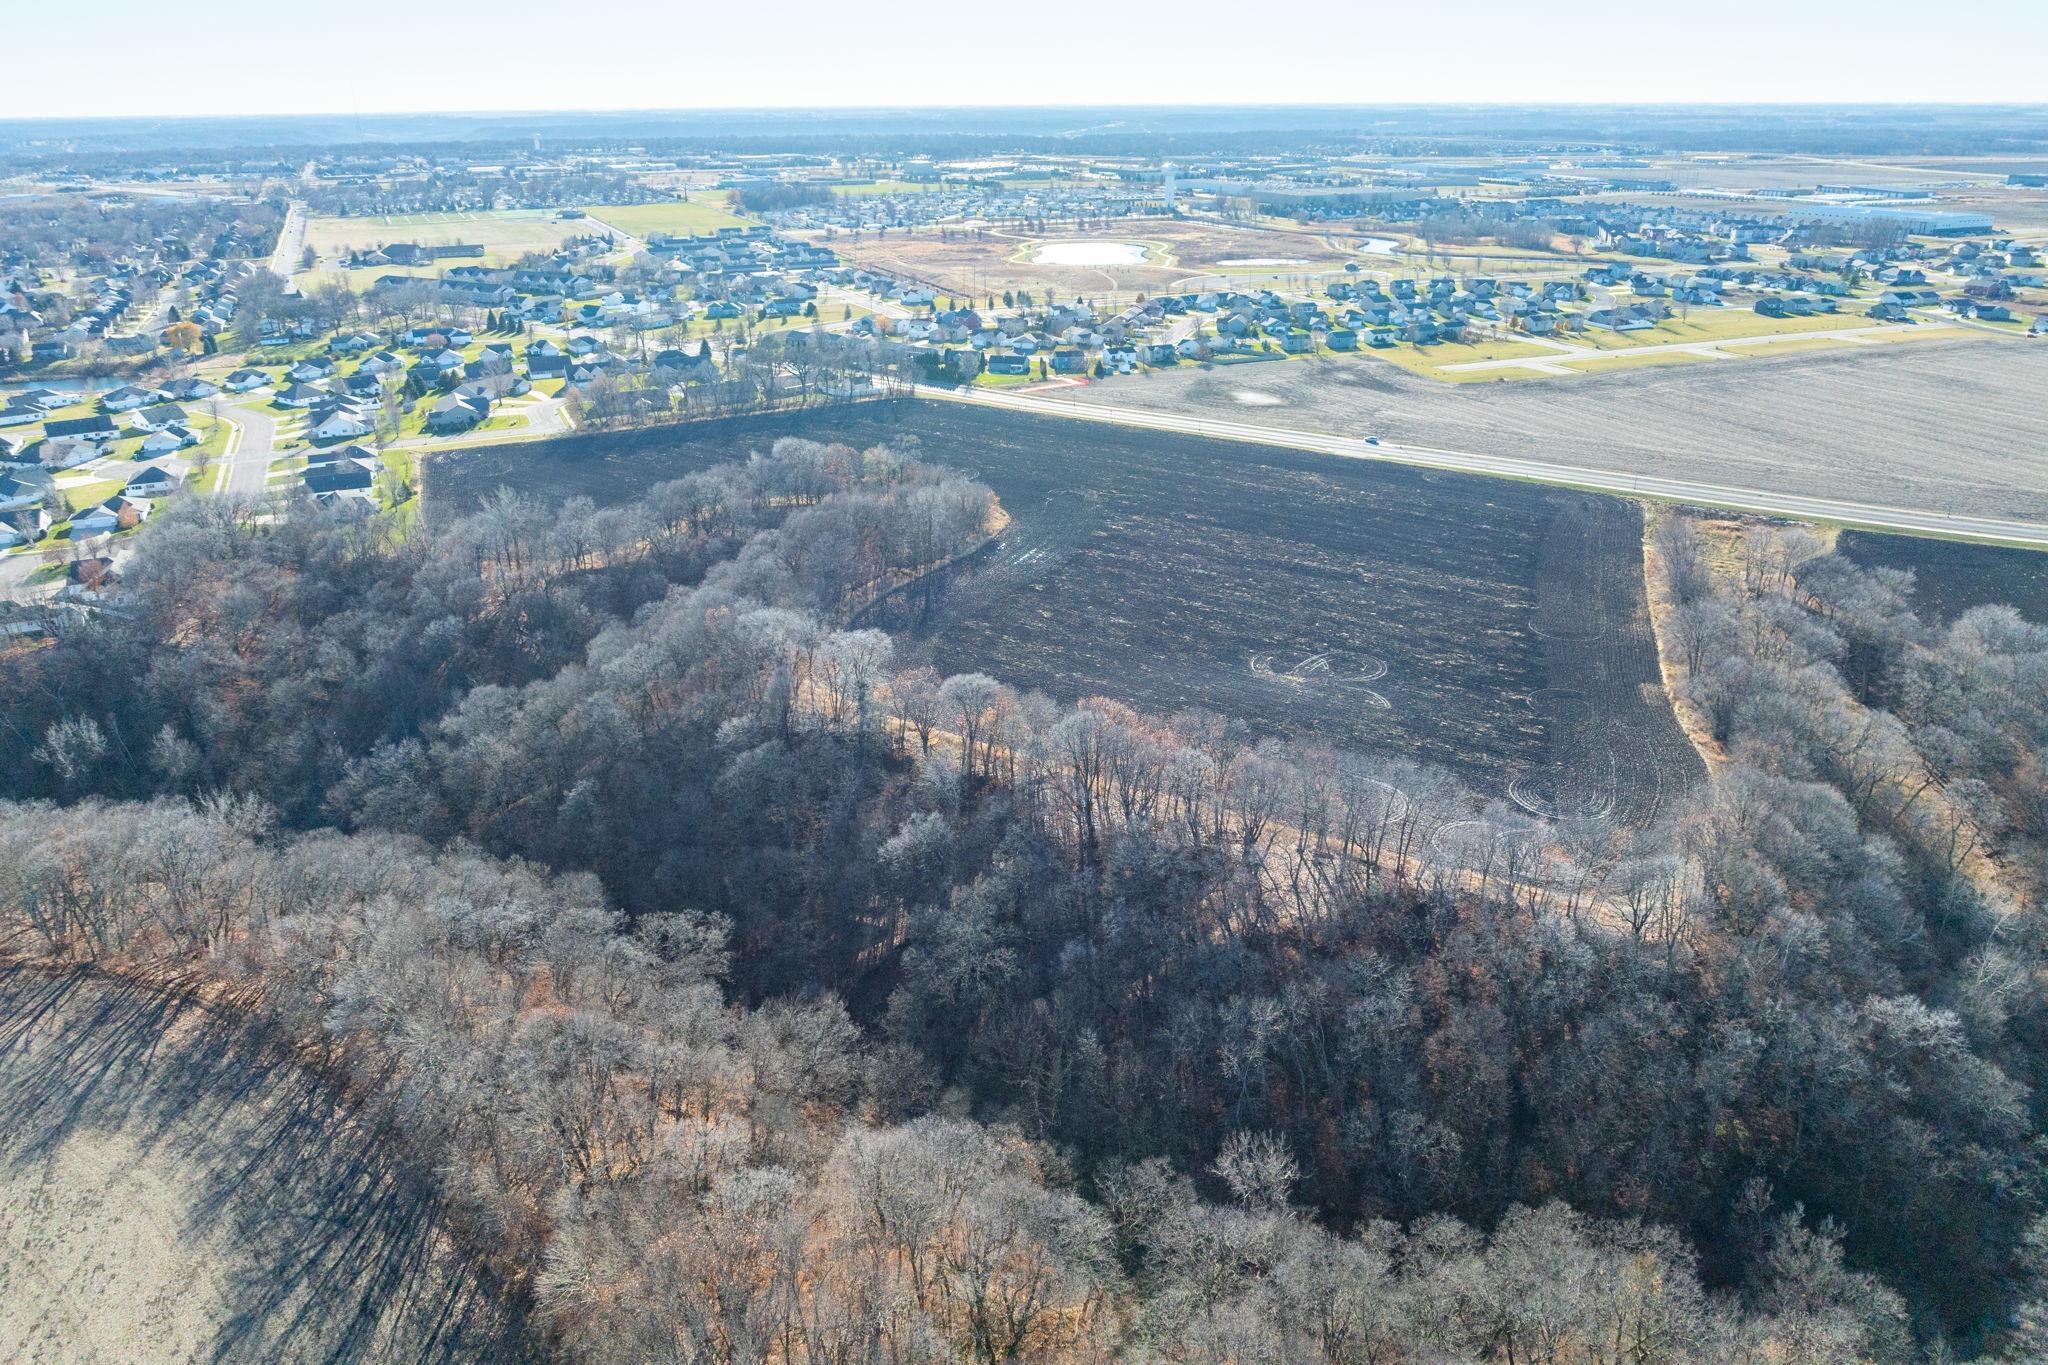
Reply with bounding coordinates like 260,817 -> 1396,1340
1033,240 -> 1149,265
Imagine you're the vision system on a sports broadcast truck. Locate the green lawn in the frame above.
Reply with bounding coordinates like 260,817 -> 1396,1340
1357,338 -> 1568,383
380,447 -> 416,491
60,478 -> 123,511
304,210 -> 589,262
1565,307 -> 1861,350
578,196 -> 756,238
188,414 -> 231,461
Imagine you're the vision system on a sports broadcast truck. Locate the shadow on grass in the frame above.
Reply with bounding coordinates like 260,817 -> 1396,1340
0,966 -> 534,1363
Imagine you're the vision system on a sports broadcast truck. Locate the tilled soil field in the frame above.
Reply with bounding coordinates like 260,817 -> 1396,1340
430,404 -> 1702,822
1839,530 -> 2048,625
818,219 -> 1355,299
1041,341 -> 2048,523
0,969 -> 527,1364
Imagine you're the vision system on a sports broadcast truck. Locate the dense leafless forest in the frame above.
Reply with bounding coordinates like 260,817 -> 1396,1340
4,439 -> 2048,1360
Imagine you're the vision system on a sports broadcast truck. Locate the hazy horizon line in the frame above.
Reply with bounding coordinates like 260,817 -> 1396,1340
8,98 -> 2048,126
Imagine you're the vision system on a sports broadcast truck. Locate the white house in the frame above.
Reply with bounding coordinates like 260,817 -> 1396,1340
125,465 -> 182,497
0,507 -> 51,549
99,386 -> 155,412
0,472 -> 43,511
309,410 -> 373,442
70,494 -> 151,536
37,438 -> 99,471
139,426 -> 195,456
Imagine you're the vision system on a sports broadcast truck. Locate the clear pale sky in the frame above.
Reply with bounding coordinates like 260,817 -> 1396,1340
6,0 -> 2046,118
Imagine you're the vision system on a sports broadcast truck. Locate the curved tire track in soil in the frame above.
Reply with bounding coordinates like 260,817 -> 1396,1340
426,403 -> 1705,825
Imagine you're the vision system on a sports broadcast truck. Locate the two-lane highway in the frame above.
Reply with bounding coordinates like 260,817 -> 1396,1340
268,201 -> 308,279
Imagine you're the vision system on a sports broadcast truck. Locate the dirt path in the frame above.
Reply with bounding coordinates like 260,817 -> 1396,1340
0,968 -> 529,1364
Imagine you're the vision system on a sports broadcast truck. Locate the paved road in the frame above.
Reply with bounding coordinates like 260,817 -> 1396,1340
575,212 -> 646,256
213,404 -> 279,497
268,201 -> 308,280
1439,319 -> 1958,374
931,384 -> 2048,547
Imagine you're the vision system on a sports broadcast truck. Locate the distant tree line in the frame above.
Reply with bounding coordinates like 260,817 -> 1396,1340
729,182 -> 838,216
304,171 -> 663,217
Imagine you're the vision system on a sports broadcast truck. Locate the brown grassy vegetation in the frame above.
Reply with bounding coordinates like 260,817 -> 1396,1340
812,218 -> 1356,301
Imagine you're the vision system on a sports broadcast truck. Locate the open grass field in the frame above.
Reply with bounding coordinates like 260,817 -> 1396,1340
1367,337 -> 1567,381
830,180 -> 936,197
1567,308 -> 1881,351
426,402 -> 1702,823
577,194 -> 754,237
303,210 -> 588,263
0,968 -> 526,1363
1839,530 -> 2048,625
1042,338 -> 2048,523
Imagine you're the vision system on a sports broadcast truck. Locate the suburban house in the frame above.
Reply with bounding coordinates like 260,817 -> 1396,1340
36,438 -> 99,471
65,557 -> 119,592
0,507 -> 51,549
45,415 -> 118,442
0,472 -> 43,512
125,465 -> 183,497
100,385 -> 156,412
225,368 -> 270,392
304,459 -> 378,499
426,392 -> 490,433
161,377 -> 219,401
985,353 -> 1031,376
131,403 -> 189,432
308,407 -> 374,442
306,444 -> 379,473
455,372 -> 529,402
138,425 -> 197,456
70,493 -> 152,536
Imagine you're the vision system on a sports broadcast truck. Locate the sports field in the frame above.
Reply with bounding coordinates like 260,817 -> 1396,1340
303,210 -> 589,263
576,193 -> 755,237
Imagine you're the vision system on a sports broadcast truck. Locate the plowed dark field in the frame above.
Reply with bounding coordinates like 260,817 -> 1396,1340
428,402 -> 1704,823
1839,530 -> 2048,626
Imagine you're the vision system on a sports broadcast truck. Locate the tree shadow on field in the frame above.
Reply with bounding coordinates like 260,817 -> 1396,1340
0,967 -> 534,1364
